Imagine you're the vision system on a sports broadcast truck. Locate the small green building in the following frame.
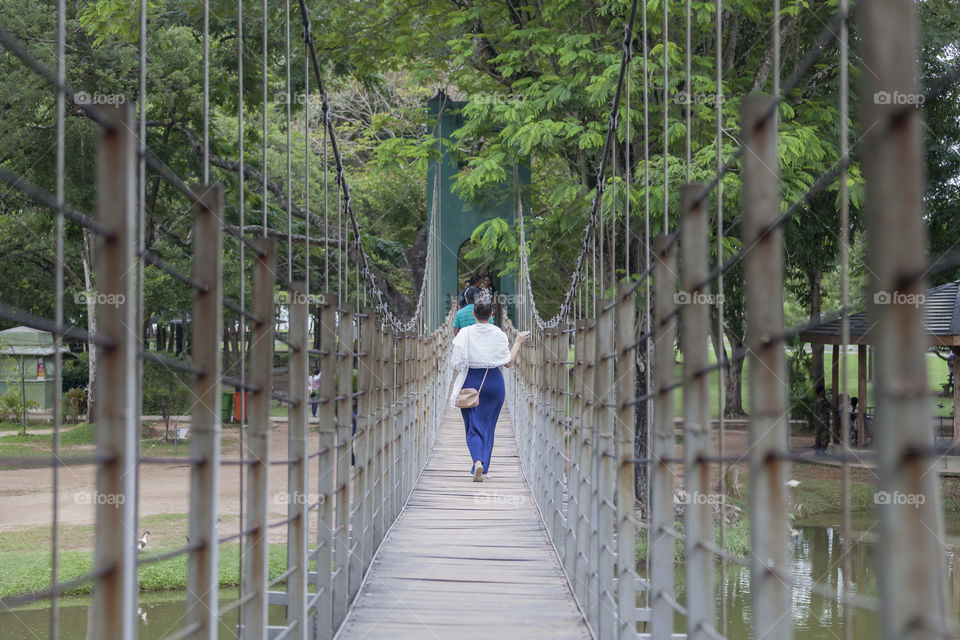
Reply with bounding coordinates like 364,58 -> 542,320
0,326 -> 69,412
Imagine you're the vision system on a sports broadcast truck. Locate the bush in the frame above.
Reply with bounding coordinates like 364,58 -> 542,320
142,359 -> 192,415
61,353 -> 89,391
63,387 -> 87,423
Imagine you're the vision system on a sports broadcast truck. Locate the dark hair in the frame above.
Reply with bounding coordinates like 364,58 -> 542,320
465,287 -> 478,304
313,369 -> 320,376
851,396 -> 858,407
473,298 -> 493,321
815,385 -> 825,395
469,275 -> 481,285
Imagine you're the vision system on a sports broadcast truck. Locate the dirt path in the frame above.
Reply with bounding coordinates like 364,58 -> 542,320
0,420 -> 323,545
0,422 -> 816,548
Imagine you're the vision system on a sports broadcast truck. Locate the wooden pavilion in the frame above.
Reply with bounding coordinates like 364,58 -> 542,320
799,280 -> 960,445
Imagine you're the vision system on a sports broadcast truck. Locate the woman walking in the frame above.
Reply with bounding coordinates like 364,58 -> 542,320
448,297 -> 530,481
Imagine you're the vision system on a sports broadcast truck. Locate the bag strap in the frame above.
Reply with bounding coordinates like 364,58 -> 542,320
478,368 -> 489,392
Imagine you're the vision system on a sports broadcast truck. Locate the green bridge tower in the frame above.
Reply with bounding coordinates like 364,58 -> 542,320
426,92 -> 530,331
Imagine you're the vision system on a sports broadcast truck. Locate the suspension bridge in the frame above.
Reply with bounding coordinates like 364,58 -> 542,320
0,0 -> 958,639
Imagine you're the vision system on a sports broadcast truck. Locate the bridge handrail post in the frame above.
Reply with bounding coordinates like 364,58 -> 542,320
332,304 -> 352,626
679,183 -> 714,639
594,298 -> 616,639
285,280 -> 309,640
585,317 -> 599,632
563,323 -> 582,585
243,236 -> 276,639
861,2 -> 950,635
651,235 -> 678,636
313,295 -> 337,640
741,95 -> 791,639
91,103 -> 138,640
552,329 -> 566,547
187,184 -> 224,640
615,280 -> 637,640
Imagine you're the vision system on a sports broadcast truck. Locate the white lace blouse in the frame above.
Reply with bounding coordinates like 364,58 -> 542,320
447,322 -> 511,408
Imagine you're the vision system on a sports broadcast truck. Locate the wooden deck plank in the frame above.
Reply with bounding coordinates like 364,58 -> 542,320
336,408 -> 591,640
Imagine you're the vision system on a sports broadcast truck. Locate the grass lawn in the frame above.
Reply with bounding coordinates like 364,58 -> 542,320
0,513 -> 293,598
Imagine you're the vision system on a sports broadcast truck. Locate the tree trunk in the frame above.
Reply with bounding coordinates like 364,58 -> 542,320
81,229 -> 97,424
723,327 -> 746,416
807,267 -> 825,389
634,336 -> 649,509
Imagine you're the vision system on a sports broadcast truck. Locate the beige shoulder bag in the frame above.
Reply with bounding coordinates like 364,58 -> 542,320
455,328 -> 489,408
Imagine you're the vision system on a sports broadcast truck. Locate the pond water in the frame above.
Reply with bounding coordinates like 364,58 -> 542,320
657,516 -> 960,639
0,589 -> 290,639
3,520 -> 960,638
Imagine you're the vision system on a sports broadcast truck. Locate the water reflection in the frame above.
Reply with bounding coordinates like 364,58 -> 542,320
0,590 -> 290,640
671,522 -> 950,638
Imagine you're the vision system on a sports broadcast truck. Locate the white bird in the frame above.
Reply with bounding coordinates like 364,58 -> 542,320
785,479 -> 801,488
137,531 -> 150,551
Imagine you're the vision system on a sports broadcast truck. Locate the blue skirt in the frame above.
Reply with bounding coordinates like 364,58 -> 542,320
460,367 -> 505,474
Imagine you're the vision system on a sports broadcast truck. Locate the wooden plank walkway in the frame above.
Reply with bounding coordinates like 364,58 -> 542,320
336,407 -> 591,639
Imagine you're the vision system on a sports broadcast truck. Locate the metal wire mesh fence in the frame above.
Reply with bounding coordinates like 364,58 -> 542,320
505,1 -> 960,639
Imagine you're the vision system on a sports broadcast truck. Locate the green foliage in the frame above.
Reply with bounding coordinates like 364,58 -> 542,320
64,387 -> 88,423
61,354 -> 89,392
142,359 -> 192,416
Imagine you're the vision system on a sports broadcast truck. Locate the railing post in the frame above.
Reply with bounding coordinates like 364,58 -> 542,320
861,2 -> 949,636
563,325 -> 583,584
741,95 -> 791,640
391,330 -> 402,520
314,293 -> 337,640
585,317 -> 599,632
333,304 -> 352,627
595,299 -> 616,638
651,235 -> 678,638
615,281 -> 637,640
351,308 -> 374,593
680,183 -> 714,639
313,295 -> 336,640
552,329 -> 565,544
243,236 -> 276,640
572,321 -> 590,607
187,183 -> 223,640
286,281 -> 308,640
91,102 -> 137,640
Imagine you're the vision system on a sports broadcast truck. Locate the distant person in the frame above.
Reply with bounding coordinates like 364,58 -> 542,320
454,287 -> 492,334
814,385 -> 831,453
309,369 -> 321,417
448,297 -> 530,481
481,275 -> 497,321
458,275 -> 480,309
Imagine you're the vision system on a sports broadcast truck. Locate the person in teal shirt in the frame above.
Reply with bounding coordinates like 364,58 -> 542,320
453,287 -> 493,335
454,288 -> 492,334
